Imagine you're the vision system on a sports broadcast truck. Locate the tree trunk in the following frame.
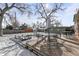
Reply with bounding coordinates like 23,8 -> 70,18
0,15 -> 3,36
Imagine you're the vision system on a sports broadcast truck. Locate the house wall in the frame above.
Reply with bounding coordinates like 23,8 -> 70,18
74,11 -> 79,41
74,22 -> 79,40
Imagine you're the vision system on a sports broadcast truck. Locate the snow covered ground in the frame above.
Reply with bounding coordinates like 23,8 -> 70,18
0,33 -> 36,56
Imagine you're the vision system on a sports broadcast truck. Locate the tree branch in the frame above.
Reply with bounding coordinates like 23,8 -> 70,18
2,3 -> 15,15
4,17 -> 10,25
5,13 -> 12,20
38,10 -> 46,19
48,4 -> 63,17
5,3 -> 8,8
9,3 -> 15,8
4,13 -> 12,25
0,8 -> 2,13
12,6 -> 26,13
40,3 -> 48,18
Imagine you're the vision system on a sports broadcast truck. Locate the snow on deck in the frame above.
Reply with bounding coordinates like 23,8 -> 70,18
1,32 -> 79,56
0,33 -> 36,56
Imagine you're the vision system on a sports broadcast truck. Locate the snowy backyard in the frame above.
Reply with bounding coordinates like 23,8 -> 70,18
0,33 -> 36,56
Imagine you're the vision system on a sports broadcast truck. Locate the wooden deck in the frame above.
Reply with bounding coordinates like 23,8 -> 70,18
57,36 -> 79,56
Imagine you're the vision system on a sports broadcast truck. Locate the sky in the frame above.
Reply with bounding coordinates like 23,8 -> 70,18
17,3 -> 79,27
57,3 -> 79,26
2,3 -> 79,28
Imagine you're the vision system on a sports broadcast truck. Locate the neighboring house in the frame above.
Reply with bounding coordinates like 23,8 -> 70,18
37,26 -> 74,35
23,27 -> 33,32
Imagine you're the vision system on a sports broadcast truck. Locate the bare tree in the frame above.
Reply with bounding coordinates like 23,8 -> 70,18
33,3 -> 64,55
10,12 -> 20,29
34,3 -> 64,40
35,4 -> 63,23
0,3 -> 31,36
54,20 -> 61,27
